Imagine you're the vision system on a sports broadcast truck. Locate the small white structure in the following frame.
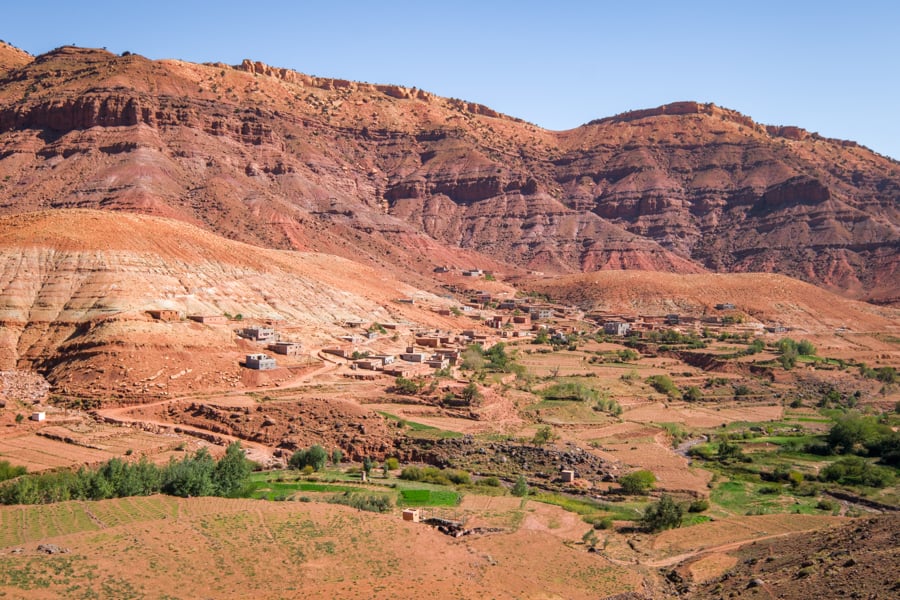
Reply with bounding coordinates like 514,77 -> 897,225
402,508 -> 421,522
30,411 -> 46,422
560,469 -> 575,483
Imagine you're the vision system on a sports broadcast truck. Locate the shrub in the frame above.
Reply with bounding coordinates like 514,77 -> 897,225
646,375 -> 681,399
640,495 -> 683,532
393,376 -> 422,395
797,340 -> 816,356
683,386 -> 702,402
331,448 -> 343,465
619,470 -> 656,495
0,460 -> 26,482
827,413 -> 884,454
733,384 -> 751,397
593,516 -> 614,530
816,499 -> 837,512
384,457 -> 400,471
289,444 -> 328,472
532,425 -> 556,446
542,382 -> 599,402
460,382 -> 483,405
478,476 -> 501,487
716,436 -> 744,461
328,492 -> 392,513
820,456 -> 895,488
688,499 -> 709,513
511,475 -> 529,497
400,466 -> 423,481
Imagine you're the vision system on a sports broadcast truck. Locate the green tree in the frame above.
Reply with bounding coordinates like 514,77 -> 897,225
362,456 -> 374,477
213,442 -> 251,496
0,460 -> 26,482
162,448 -> 216,497
821,456 -> 895,488
331,448 -> 343,466
511,475 -> 529,497
460,345 -> 486,370
646,375 -> 681,399
532,425 -> 556,447
640,494 -> 683,532
827,413 -> 881,454
618,470 -> 656,495
393,376 -> 421,395
289,444 -> 328,472
777,338 -> 798,369
460,382 -> 483,405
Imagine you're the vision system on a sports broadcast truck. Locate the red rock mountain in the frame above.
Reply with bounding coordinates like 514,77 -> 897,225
0,45 -> 897,302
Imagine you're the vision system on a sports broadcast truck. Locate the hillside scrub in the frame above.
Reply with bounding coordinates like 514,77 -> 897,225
400,466 -> 471,486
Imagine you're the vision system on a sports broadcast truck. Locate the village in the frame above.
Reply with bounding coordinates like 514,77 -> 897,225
145,266 -> 778,387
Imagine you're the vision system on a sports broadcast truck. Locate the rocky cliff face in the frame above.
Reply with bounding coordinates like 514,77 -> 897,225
0,45 -> 897,302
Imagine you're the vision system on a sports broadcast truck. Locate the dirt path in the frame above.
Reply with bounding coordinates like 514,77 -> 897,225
675,435 -> 708,458
601,529 -> 814,569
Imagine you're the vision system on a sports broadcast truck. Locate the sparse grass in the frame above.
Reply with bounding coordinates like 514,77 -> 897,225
531,492 -> 643,523
376,411 -> 463,439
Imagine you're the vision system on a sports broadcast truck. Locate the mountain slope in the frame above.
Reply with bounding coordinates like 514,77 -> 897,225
0,209 -> 454,396
523,270 -> 899,333
0,45 -> 896,301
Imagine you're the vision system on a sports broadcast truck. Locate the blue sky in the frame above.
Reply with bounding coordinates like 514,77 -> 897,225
4,1 -> 899,159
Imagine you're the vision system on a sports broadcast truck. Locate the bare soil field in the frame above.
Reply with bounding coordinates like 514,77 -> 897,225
0,496 -> 646,599
624,401 -> 784,428
648,513 -> 845,557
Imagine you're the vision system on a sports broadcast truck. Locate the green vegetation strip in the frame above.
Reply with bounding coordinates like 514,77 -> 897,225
531,492 -> 642,523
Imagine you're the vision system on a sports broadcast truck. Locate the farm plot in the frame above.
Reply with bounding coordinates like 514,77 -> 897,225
625,402 -> 784,428
398,488 -> 460,507
0,502 -> 99,548
0,497 -> 645,600
648,513 -> 845,558
0,434 -> 114,471
38,424 -> 177,456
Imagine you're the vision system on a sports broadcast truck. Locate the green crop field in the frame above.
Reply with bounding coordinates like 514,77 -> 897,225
398,489 -> 460,506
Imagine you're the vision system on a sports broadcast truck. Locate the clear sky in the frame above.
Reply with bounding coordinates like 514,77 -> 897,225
4,1 -> 899,159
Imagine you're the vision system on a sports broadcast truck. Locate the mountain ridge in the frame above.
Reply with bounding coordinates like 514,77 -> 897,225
0,43 -> 897,303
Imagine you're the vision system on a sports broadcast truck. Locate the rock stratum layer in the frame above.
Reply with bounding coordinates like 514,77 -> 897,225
0,209 -> 453,396
0,45 -> 897,302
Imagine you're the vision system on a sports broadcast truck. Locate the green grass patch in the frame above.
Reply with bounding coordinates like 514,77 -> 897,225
681,513 -> 713,526
709,478 -> 826,516
398,489 -> 461,507
376,412 -> 463,439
